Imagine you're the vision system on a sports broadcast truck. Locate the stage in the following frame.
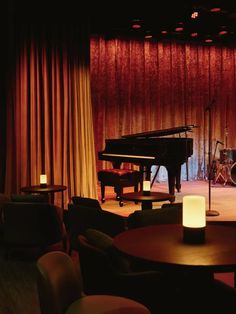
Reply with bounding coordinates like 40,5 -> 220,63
99,179 -> 236,222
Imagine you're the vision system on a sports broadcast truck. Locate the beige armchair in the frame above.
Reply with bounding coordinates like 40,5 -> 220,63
36,251 -> 151,314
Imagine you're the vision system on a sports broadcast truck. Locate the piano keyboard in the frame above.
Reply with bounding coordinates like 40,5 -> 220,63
101,153 -> 155,160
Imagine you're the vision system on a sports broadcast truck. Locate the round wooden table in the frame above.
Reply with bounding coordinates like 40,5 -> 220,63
20,185 -> 67,208
120,191 -> 175,210
113,224 -> 236,273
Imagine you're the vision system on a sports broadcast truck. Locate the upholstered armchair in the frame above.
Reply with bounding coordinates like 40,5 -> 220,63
127,202 -> 183,229
67,197 -> 127,254
77,228 -> 182,313
2,201 -> 67,258
36,251 -> 151,314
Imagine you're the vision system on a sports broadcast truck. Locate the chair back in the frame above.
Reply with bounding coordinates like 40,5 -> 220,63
36,251 -> 81,314
2,202 -> 66,255
127,203 -> 182,229
77,233 -> 118,295
67,201 -> 126,252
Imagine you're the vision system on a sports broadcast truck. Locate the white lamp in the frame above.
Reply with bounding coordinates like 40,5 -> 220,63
143,180 -> 151,195
183,195 -> 206,243
40,174 -> 47,188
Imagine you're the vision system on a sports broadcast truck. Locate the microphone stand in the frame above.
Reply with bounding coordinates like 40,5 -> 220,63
205,101 -> 219,216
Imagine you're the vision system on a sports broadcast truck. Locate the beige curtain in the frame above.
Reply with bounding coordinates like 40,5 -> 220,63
5,22 -> 98,208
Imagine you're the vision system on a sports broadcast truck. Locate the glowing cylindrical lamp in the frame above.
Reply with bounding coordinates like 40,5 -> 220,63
40,174 -> 47,188
183,195 -> 206,243
143,180 -> 151,196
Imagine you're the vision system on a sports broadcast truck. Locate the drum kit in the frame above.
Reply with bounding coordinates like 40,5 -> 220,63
212,148 -> 236,185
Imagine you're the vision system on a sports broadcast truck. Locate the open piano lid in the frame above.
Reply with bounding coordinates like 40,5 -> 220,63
122,125 -> 197,139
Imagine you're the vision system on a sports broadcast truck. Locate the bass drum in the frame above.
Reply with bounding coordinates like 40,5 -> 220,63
230,162 -> 236,185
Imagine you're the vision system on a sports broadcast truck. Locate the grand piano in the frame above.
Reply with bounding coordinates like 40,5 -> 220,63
98,125 -> 195,195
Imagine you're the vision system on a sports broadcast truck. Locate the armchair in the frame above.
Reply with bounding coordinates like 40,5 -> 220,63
2,202 -> 67,258
127,202 -> 182,229
67,197 -> 126,253
77,228 -> 182,313
36,251 -> 151,314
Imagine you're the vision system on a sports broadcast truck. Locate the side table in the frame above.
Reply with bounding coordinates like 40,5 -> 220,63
20,185 -> 67,209
120,191 -> 175,210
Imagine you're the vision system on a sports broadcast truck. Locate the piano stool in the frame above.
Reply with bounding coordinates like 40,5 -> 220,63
97,169 -> 142,206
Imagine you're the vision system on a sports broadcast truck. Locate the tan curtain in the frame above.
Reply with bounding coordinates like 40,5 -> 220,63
5,23 -> 98,207
91,36 -> 236,182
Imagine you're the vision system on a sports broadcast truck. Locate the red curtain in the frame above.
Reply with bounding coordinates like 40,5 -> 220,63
91,36 -> 236,182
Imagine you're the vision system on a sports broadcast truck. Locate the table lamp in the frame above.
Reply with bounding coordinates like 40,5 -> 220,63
40,174 -> 47,188
143,180 -> 151,195
183,195 -> 206,244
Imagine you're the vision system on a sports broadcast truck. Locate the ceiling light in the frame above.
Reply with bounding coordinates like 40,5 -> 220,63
131,19 -> 142,29
175,22 -> 184,32
210,7 -> 221,13
191,11 -> 199,19
144,31 -> 153,39
190,32 -> 198,38
218,26 -> 229,36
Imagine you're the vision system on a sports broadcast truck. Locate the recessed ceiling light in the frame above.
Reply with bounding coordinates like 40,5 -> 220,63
210,7 -> 221,13
131,19 -> 142,29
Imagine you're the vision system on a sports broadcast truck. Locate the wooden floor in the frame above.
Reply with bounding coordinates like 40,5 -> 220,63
99,179 -> 236,222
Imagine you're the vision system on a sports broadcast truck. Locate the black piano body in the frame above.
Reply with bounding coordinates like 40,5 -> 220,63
98,125 -> 194,195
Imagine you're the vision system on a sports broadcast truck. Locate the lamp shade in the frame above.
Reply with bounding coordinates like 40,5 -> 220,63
143,180 -> 151,195
40,174 -> 47,187
183,195 -> 206,243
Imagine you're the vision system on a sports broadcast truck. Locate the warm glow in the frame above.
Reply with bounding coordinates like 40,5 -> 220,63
183,195 -> 206,228
191,11 -> 199,19
40,174 -> 47,185
143,180 -> 151,192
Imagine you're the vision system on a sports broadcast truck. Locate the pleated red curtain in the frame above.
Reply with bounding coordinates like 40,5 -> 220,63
91,36 -> 236,182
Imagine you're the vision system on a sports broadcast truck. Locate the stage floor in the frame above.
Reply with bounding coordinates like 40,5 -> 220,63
99,179 -> 236,221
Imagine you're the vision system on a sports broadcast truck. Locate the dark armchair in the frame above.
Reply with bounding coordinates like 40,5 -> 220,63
127,202 -> 183,229
77,228 -> 182,313
2,201 -> 67,258
67,197 -> 127,253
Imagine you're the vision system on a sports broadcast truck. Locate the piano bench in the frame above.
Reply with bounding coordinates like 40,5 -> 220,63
98,169 -> 141,205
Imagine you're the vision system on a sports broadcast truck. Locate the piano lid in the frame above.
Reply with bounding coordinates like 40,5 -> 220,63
121,125 -> 197,139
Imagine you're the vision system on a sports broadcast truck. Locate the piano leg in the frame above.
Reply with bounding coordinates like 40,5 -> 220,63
101,183 -> 105,203
175,166 -> 181,192
166,166 -> 177,195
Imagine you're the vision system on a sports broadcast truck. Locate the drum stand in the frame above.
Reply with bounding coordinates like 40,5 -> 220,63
214,162 -> 231,185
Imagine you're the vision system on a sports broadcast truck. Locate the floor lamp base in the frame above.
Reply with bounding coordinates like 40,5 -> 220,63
206,210 -> 220,216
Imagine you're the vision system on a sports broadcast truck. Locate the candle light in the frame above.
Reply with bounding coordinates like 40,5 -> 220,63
143,180 -> 151,196
183,195 -> 206,243
40,174 -> 47,188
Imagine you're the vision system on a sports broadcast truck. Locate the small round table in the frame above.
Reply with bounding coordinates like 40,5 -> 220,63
20,185 -> 67,209
113,224 -> 236,273
120,191 -> 175,210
